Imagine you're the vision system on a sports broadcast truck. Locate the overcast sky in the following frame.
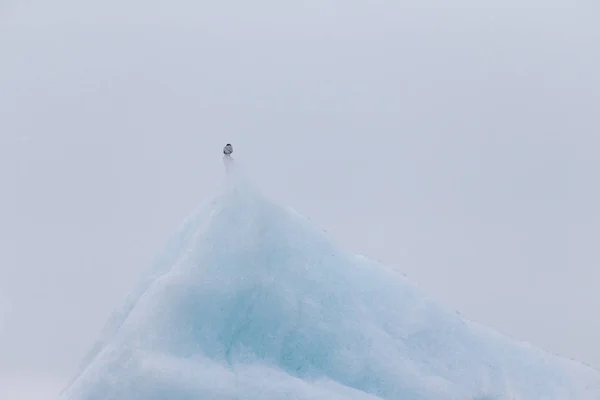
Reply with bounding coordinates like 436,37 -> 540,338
1,1 -> 599,399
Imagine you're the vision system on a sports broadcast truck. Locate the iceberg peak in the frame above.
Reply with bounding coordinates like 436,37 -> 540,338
58,165 -> 600,400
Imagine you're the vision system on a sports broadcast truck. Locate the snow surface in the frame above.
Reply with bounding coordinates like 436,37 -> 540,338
58,157 -> 600,399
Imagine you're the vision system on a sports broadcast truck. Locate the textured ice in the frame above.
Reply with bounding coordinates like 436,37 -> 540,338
58,159 -> 600,400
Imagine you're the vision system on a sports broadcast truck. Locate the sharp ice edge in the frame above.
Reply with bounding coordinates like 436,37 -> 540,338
58,166 -> 600,400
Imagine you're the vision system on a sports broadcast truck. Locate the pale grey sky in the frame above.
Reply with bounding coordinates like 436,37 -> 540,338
1,1 -> 599,399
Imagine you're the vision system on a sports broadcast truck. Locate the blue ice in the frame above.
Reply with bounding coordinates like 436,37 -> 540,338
57,160 -> 600,399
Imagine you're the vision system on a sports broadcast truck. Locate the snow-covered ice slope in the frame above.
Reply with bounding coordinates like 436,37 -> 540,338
58,160 -> 600,400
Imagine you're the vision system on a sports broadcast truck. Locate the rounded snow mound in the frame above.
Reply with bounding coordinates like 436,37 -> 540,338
58,163 -> 600,400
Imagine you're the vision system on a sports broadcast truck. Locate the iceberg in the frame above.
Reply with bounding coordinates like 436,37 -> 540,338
58,160 -> 600,399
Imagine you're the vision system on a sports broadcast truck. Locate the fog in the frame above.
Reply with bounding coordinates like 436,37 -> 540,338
1,1 -> 599,398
